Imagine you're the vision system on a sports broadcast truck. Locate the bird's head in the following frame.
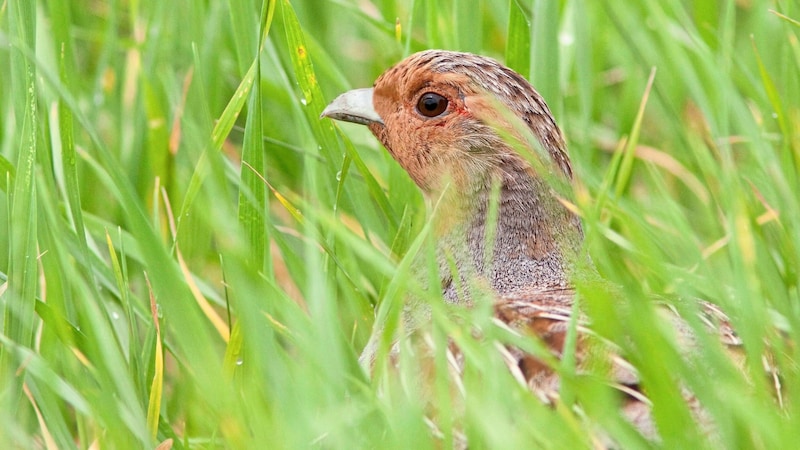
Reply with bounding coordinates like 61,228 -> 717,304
322,50 -> 573,197
323,50 -> 584,299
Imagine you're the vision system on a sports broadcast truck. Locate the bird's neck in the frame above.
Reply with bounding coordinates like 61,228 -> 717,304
433,158 -> 583,303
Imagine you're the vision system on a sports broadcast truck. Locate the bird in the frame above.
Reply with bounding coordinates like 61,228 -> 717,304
320,50 -> 739,442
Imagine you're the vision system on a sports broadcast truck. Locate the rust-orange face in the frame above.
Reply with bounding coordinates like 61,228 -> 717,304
321,50 -> 570,194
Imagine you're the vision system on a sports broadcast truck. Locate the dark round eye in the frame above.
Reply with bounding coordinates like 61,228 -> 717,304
416,92 -> 448,117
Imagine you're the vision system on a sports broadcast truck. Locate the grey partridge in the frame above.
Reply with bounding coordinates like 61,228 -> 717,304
321,50 -> 732,440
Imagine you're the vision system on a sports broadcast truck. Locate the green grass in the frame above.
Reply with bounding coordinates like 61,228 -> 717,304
1,0 -> 799,448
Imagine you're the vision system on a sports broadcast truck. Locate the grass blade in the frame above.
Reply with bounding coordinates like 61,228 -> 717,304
4,0 -> 39,381
145,274 -> 164,442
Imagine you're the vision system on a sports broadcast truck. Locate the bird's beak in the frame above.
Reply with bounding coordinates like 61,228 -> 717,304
320,88 -> 384,125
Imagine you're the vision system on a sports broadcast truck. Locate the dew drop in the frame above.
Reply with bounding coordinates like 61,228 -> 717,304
112,311 -> 120,320
335,171 -> 342,181
236,358 -> 244,366
300,97 -> 308,106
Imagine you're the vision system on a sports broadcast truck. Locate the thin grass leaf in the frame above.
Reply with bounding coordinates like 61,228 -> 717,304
256,168 -> 363,292
145,274 -> 164,442
105,227 -> 144,395
614,67 -> 657,198
34,300 -> 88,349
23,383 -> 60,450
770,9 -> 800,28
238,100 -> 269,269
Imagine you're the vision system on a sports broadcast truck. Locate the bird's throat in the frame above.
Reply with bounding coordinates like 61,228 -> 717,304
433,162 -> 582,303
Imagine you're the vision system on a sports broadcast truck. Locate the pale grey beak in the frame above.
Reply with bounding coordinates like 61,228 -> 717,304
320,87 -> 384,125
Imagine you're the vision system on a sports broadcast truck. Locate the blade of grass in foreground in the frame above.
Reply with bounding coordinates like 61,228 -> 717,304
4,0 -> 39,385
237,1 -> 276,275
593,67 -> 656,220
144,275 -> 164,441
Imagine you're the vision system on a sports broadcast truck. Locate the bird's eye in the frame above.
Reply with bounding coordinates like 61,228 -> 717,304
416,92 -> 448,117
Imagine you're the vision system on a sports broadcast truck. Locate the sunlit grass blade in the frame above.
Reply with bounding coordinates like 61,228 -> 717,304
613,67 -> 656,198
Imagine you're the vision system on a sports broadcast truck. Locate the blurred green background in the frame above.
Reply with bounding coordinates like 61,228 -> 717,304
0,0 -> 798,448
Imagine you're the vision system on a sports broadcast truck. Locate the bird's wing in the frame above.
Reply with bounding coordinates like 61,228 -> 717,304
494,288 -> 656,437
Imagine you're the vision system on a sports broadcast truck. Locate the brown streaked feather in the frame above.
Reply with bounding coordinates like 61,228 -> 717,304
493,289 -> 653,431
